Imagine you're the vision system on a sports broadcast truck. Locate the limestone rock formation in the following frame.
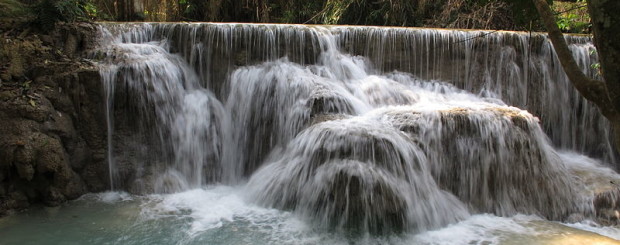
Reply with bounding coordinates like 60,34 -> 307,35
0,23 -> 107,215
380,106 -> 584,220
594,188 -> 620,225
247,118 -> 469,234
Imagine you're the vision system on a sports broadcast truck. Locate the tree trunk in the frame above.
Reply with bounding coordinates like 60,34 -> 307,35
532,0 -> 620,156
533,0 -> 613,115
588,0 -> 620,113
588,0 -> 620,152
116,0 -> 131,21
207,0 -> 224,21
116,0 -> 143,21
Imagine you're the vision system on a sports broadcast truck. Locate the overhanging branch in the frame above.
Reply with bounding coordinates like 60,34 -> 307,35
532,0 -> 616,118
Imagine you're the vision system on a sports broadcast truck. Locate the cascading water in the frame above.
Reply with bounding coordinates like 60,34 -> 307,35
97,25 -> 232,193
90,22 -> 618,238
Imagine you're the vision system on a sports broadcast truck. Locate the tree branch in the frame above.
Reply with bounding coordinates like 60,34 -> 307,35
532,0 -> 616,118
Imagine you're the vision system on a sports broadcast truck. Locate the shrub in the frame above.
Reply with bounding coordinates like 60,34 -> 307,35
32,0 -> 97,29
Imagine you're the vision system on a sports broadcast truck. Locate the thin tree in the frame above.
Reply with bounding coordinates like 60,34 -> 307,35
533,0 -> 620,151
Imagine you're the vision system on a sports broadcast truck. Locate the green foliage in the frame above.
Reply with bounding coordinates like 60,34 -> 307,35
556,13 -> 590,33
82,1 -> 100,19
0,0 -> 32,20
65,0 -> 567,32
508,0 -> 549,27
32,0 -> 99,30
53,0 -> 87,21
339,0 -> 417,26
320,0 -> 354,25
553,0 -> 590,33
280,1 -> 323,23
286,0 -> 545,29
297,0 -> 418,26
171,0 -> 208,21
177,0 -> 195,16
461,0 -> 550,29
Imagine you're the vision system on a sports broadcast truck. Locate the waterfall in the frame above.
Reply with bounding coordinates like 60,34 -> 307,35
94,23 -> 609,234
96,24 -> 233,192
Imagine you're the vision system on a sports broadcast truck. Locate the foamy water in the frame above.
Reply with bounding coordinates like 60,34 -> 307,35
2,182 -> 618,245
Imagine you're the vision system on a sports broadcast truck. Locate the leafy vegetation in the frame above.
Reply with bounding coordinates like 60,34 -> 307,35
0,0 -> 99,30
0,0 -> 31,20
552,0 -> 590,33
33,0 -> 86,26
0,0 -> 592,33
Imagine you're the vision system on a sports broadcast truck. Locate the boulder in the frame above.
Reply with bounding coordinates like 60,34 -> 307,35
0,23 -> 108,216
380,106 -> 583,220
247,118 -> 468,234
593,188 -> 620,225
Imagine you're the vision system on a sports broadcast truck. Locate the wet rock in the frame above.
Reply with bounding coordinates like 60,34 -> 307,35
0,90 -> 16,101
227,63 -> 360,177
308,85 -> 356,117
14,142 -> 35,167
0,23 -> 107,216
310,113 -> 349,125
381,106 -> 582,221
33,133 -> 66,173
593,188 -> 620,225
4,191 -> 30,211
44,111 -> 76,141
40,79 -> 75,114
80,161 -> 108,191
248,118 -> 468,234
562,151 -> 620,224
43,187 -> 66,206
69,140 -> 90,170
53,22 -> 98,58
309,160 -> 409,234
359,77 -> 417,107
15,161 -> 35,181
8,97 -> 54,123
0,103 -> 93,214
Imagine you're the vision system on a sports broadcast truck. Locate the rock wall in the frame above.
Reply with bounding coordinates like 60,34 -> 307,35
0,23 -> 107,215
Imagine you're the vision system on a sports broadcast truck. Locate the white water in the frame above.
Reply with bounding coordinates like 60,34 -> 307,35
97,26 -> 233,192
1,188 -> 618,245
68,22 -> 620,241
